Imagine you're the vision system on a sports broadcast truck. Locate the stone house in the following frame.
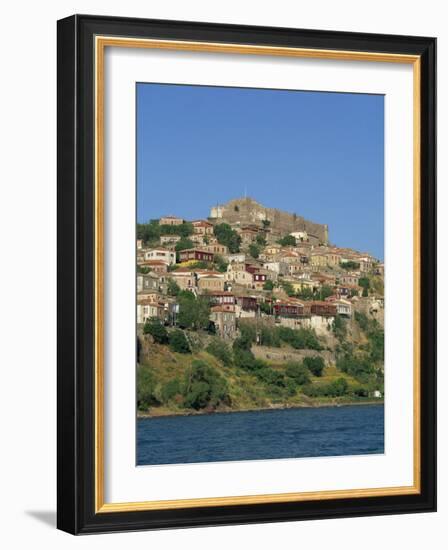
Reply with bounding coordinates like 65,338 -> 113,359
169,269 -> 196,292
137,299 -> 166,324
192,220 -> 214,236
225,263 -> 253,286
201,243 -> 229,255
288,262 -> 307,276
137,272 -> 161,293
160,235 -> 181,245
159,215 -> 183,226
210,305 -> 236,339
310,252 -> 328,268
139,260 -> 168,274
358,256 -> 374,273
198,275 -> 225,293
324,251 -> 342,267
339,273 -> 360,286
279,251 -> 300,264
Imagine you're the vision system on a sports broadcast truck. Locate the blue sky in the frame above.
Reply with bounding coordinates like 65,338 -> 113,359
137,83 -> 384,259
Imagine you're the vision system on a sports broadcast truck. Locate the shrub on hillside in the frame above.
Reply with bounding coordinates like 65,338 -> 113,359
169,330 -> 191,353
183,360 -> 230,410
285,362 -> 310,385
302,377 -> 349,398
263,280 -> 274,291
333,315 -> 347,340
275,326 -> 322,351
167,278 -> 181,296
143,319 -> 168,344
259,325 -> 281,347
303,356 -> 325,377
336,353 -> 375,383
239,322 -> 257,344
206,339 -> 233,367
161,378 -> 182,403
137,367 -> 160,410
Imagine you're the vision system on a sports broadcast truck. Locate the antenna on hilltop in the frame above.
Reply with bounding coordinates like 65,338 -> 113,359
244,185 -> 247,199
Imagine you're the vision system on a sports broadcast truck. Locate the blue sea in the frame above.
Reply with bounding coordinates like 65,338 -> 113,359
137,404 -> 384,466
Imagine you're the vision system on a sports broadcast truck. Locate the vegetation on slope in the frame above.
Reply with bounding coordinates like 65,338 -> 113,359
137,316 -> 383,416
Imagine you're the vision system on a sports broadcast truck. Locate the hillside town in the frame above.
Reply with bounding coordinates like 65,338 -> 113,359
137,197 -> 384,339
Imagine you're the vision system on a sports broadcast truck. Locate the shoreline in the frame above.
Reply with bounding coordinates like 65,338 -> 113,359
137,399 -> 384,419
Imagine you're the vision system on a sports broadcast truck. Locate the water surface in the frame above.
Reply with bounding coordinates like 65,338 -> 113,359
137,404 -> 384,466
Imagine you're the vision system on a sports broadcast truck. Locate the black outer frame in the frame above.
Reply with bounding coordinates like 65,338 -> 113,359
57,14 -> 436,535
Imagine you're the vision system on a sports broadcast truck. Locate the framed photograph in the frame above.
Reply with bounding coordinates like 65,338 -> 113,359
57,14 -> 436,534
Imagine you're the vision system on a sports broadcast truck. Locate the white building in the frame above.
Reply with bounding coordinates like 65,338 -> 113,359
144,248 -> 176,266
290,231 -> 308,243
225,252 -> 246,263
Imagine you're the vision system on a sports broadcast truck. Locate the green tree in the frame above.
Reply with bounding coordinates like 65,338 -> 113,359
259,302 -> 272,315
249,244 -> 260,258
277,235 -> 296,247
354,311 -> 369,331
359,277 -> 370,297
169,329 -> 191,353
263,280 -> 274,291
329,377 -> 349,396
214,223 -> 242,253
175,237 -> 194,253
183,360 -> 230,410
161,378 -> 182,403
276,327 -> 322,351
143,319 -> 168,344
136,220 -> 161,244
341,261 -> 360,270
296,286 -> 314,300
232,335 -> 257,370
303,356 -> 325,377
206,339 -> 233,366
259,325 -> 281,347
167,278 -> 180,296
214,254 -> 229,273
137,367 -> 160,410
159,222 -> 194,238
255,234 -> 267,247
318,285 -> 334,300
303,377 -> 349,398
239,322 -> 257,344
177,294 -> 211,330
281,281 -> 295,297
333,315 -> 347,340
336,354 -> 375,383
285,362 -> 310,385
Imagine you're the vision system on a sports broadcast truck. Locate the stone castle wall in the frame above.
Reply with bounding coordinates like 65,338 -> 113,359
209,197 -> 328,244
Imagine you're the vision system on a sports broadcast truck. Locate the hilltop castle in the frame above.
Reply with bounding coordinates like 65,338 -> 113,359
209,197 -> 328,245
